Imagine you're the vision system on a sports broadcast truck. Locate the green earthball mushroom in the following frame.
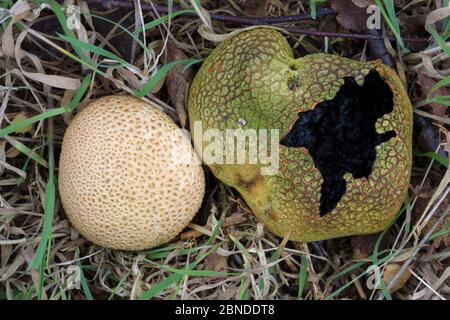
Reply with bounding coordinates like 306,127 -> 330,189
188,27 -> 413,242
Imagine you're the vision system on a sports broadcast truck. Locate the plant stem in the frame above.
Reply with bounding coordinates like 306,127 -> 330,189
86,0 -> 428,43
89,0 -> 335,22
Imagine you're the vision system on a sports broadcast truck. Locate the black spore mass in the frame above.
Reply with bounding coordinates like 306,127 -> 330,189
280,69 -> 396,216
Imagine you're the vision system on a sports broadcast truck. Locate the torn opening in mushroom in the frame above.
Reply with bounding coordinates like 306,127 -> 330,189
280,69 -> 396,217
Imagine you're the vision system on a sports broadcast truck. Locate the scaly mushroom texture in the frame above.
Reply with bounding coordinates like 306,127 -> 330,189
188,27 -> 413,242
59,95 -> 205,250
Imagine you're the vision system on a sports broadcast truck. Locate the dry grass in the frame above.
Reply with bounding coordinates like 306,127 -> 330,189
0,0 -> 449,300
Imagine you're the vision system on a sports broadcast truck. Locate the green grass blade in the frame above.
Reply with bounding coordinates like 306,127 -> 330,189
58,34 -> 128,66
29,130 -> 56,299
368,203 -> 409,300
267,248 -> 281,275
431,95 -> 450,105
144,245 -> 180,254
428,29 -> 450,57
85,13 -> 151,57
0,0 -> 13,9
327,260 -> 367,284
134,10 -> 195,33
229,235 -> 253,266
27,30 -> 106,78
134,59 -> 198,97
429,75 -> 450,97
37,261 -> 46,299
310,0 -> 317,19
239,277 -> 249,300
139,244 -> 218,300
258,244 -> 283,293
0,108 -> 68,138
25,74 -> 91,299
17,155 -> 33,185
108,271 -> 131,300
67,73 -> 92,111
428,221 -> 450,241
443,0 -> 450,39
297,255 -> 309,298
207,220 -> 223,245
375,0 -> 408,54
47,0 -> 91,63
140,273 -> 181,300
190,0 -> 212,32
75,250 -> 94,300
27,180 -> 55,272
414,150 -> 449,168
374,266 -> 392,300
0,73 -> 91,138
4,137 -> 47,167
145,247 -> 202,260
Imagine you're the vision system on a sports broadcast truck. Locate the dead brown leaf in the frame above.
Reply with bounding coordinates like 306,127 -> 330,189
399,13 -> 427,36
165,41 -> 194,128
422,205 -> 450,248
179,229 -> 201,240
350,0 -> 374,8
179,212 -> 247,240
11,112 -> 33,134
223,212 -> 248,228
410,180 -> 449,248
204,252 -> 229,272
237,0 -> 267,16
416,73 -> 449,117
383,263 -> 413,293
351,233 -> 383,259
330,0 -> 370,32
5,146 -> 20,159
217,284 -> 239,299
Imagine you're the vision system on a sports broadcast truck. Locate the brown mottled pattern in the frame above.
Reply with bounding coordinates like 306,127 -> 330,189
59,95 -> 205,250
188,27 -> 413,242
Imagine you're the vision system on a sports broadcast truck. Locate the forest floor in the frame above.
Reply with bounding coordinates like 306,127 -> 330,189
0,0 -> 449,300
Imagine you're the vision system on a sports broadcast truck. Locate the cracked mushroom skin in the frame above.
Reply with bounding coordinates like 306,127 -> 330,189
188,27 -> 412,242
59,95 -> 205,250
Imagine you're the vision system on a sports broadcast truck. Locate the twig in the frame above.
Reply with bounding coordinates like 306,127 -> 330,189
301,243 -> 322,299
89,0 -> 335,23
86,0 -> 429,43
351,273 -> 368,299
367,28 -> 396,69
377,199 -> 450,300
282,26 -> 427,43
415,115 -> 448,158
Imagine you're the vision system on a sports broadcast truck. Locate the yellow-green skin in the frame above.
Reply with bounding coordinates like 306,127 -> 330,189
188,27 -> 413,242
